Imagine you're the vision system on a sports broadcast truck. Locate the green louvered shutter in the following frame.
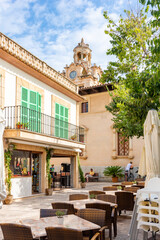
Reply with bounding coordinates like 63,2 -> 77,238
29,90 -> 37,132
37,93 -> 41,132
21,87 -> 29,124
55,103 -> 68,139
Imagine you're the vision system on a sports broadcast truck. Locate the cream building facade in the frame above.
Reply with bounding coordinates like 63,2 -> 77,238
64,39 -> 144,179
0,33 -> 85,198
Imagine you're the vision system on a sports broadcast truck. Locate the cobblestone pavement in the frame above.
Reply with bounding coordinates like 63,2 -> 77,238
0,182 -> 155,239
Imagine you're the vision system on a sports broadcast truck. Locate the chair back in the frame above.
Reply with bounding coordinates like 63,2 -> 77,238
85,202 -> 112,226
97,194 -> 117,204
77,208 -> 106,227
51,202 -> 76,215
89,191 -> 105,198
124,187 -> 140,193
0,223 -> 33,240
115,191 -> 134,211
121,181 -> 133,186
40,209 -> 68,218
103,186 -> 118,191
69,194 -> 88,201
46,227 -> 83,240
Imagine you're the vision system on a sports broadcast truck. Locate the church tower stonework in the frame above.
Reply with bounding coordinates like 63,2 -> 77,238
64,38 -> 102,88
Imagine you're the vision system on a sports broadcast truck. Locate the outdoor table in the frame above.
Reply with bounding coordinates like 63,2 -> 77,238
68,198 -> 117,209
104,190 -> 137,196
20,214 -> 100,239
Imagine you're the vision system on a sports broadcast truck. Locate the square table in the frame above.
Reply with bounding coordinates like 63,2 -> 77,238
20,214 -> 100,239
67,198 -> 117,209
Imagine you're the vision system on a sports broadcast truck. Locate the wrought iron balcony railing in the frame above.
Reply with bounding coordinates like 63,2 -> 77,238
4,106 -> 84,143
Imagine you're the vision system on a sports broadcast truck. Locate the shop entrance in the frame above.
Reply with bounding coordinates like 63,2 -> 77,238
32,153 -> 41,193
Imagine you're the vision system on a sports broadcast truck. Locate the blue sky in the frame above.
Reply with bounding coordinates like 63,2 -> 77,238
0,0 -> 141,72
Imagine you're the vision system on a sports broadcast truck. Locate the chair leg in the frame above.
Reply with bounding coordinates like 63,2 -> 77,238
109,226 -> 112,240
119,210 -> 121,216
113,221 -> 117,237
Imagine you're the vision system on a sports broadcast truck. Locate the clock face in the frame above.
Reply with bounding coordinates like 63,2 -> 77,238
70,71 -> 77,79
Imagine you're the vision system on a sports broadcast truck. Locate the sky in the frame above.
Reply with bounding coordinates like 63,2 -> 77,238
0,0 -> 142,72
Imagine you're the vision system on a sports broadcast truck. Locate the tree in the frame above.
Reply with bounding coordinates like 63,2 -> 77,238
101,8 -> 160,138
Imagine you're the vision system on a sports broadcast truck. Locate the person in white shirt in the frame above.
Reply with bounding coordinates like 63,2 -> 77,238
125,162 -> 133,181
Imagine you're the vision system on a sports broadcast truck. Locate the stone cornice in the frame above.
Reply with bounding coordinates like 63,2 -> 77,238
0,32 -> 80,96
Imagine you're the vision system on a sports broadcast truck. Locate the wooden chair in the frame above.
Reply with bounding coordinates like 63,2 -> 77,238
45,227 -> 100,240
51,202 -> 76,215
103,186 -> 118,191
89,191 -> 105,198
124,187 -> 140,193
77,208 -> 109,240
115,191 -> 135,216
40,209 -> 68,218
69,194 -> 88,201
0,223 -> 34,240
86,202 -> 114,239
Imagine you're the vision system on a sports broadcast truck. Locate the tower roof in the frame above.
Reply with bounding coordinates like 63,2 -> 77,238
74,38 -> 91,51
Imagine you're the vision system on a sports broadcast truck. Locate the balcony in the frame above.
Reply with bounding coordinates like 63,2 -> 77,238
4,106 -> 84,144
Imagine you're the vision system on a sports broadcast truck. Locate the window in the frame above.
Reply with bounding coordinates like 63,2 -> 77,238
21,87 -> 41,132
117,133 -> 129,156
10,150 -> 31,177
55,103 -> 69,139
82,102 -> 88,113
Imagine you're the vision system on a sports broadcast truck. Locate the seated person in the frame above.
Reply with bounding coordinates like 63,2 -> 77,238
85,168 -> 95,182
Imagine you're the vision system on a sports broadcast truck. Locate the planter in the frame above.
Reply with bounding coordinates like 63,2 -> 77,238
4,195 -> 13,204
45,188 -> 53,196
81,182 -> 86,188
112,176 -> 118,182
57,217 -> 64,225
16,124 -> 23,129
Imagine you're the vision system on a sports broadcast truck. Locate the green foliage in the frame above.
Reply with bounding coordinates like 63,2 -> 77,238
89,194 -> 96,199
78,155 -> 85,183
4,149 -> 13,195
103,166 -> 124,178
101,8 -> 160,138
45,148 -> 53,188
56,210 -> 65,217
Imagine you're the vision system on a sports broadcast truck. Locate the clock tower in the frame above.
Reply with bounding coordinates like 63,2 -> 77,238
64,38 -> 102,88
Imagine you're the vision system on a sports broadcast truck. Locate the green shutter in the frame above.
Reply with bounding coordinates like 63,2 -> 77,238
37,93 -> 41,132
21,87 -> 29,124
55,102 -> 68,139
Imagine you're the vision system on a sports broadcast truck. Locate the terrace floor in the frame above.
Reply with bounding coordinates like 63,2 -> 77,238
0,182 -> 159,240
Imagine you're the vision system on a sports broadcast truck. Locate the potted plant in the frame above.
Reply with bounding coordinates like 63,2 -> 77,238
78,158 -> 86,188
117,186 -> 122,191
71,134 -> 77,141
45,148 -> 53,195
103,166 -> 124,183
89,194 -> 96,199
23,122 -> 29,129
56,210 -> 65,224
16,122 -> 23,129
4,149 -> 13,204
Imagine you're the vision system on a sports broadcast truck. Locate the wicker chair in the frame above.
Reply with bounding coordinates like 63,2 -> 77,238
96,195 -> 117,237
69,194 -> 88,201
77,208 -> 109,240
45,227 -> 100,240
121,181 -> 133,186
51,202 -> 76,215
115,191 -> 135,216
89,191 -> 105,198
0,223 -> 34,240
86,202 -> 113,239
103,186 -> 118,191
40,209 -> 68,218
124,187 -> 140,193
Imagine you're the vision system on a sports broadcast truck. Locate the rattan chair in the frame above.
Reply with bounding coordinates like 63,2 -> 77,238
45,227 -> 100,240
115,191 -> 134,216
89,191 -> 105,198
124,187 -> 140,193
51,202 -> 76,215
40,209 -> 68,218
69,194 -> 88,201
0,223 -> 34,240
77,208 -> 109,240
103,186 -> 118,191
96,195 -> 117,237
86,202 -> 113,239
121,181 -> 133,186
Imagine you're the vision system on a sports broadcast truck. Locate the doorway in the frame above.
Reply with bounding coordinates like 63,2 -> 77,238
32,153 -> 41,193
